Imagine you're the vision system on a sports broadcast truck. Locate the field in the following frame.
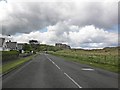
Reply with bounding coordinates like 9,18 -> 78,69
48,47 -> 119,73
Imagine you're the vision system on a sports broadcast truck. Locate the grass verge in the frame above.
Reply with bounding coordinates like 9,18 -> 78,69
0,54 -> 36,75
49,52 -> 118,73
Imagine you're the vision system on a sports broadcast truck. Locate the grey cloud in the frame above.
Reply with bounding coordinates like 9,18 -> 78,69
1,2 -> 118,35
2,2 -> 67,34
69,2 -> 118,29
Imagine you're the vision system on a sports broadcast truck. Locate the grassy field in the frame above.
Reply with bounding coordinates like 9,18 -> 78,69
48,47 -> 119,73
0,54 -> 36,75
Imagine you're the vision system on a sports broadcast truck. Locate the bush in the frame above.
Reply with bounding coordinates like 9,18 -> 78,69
2,50 -> 19,62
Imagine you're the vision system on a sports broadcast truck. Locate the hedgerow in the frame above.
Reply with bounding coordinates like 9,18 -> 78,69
2,51 -> 19,62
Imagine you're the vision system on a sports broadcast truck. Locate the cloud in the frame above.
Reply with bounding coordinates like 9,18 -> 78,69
12,24 -> 118,49
1,1 -> 118,48
0,1 -> 118,35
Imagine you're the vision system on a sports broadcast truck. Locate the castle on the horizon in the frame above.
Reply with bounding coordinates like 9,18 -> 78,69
55,43 -> 71,49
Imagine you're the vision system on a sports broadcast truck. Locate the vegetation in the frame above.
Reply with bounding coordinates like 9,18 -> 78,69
39,44 -> 62,52
23,43 -> 32,52
0,48 -> 36,74
48,47 -> 119,73
2,50 -> 19,62
1,44 -> 119,74
22,41 -> 61,52
22,43 -> 62,53
1,54 -> 35,74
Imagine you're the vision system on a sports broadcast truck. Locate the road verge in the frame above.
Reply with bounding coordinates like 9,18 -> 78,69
48,51 -> 118,73
0,54 -> 37,76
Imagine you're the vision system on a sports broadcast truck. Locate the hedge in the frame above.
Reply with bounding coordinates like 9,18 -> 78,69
2,51 -> 19,62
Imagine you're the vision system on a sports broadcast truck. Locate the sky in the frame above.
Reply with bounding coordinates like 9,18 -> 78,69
0,0 -> 119,49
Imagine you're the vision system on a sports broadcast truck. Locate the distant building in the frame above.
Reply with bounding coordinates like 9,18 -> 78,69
17,43 -> 24,53
0,38 -> 8,51
55,43 -> 62,48
6,41 -> 17,50
17,43 -> 24,50
55,43 -> 71,49
0,38 -> 5,51
62,44 -> 71,49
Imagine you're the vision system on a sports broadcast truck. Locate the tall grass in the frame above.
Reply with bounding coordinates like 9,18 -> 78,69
48,48 -> 119,72
50,49 -> 118,66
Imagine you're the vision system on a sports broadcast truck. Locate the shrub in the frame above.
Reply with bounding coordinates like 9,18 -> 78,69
2,50 -> 19,62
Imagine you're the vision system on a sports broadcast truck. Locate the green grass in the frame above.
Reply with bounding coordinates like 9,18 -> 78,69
48,49 -> 119,73
62,56 -> 118,73
0,54 -> 36,74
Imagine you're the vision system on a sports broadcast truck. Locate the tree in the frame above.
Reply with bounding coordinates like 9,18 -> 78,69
23,44 -> 32,52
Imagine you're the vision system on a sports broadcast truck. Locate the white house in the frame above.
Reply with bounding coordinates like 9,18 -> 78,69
0,38 -> 8,51
0,38 -> 25,52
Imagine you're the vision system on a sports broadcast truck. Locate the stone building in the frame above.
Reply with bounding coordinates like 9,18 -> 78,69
55,43 -> 71,49
6,41 -> 17,50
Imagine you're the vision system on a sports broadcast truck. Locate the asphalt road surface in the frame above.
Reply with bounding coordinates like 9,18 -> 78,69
2,53 -> 118,88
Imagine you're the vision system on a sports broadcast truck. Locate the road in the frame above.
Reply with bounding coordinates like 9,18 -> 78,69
2,53 -> 118,88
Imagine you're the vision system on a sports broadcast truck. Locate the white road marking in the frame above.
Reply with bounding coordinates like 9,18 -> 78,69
64,72 -> 82,88
46,55 -> 82,88
52,61 -> 55,64
46,56 -> 61,70
81,68 -> 94,71
55,64 -> 61,70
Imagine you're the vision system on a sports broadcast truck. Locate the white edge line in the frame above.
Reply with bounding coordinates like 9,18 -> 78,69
64,72 -> 82,88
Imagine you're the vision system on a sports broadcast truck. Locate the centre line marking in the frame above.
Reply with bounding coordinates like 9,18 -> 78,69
52,61 -> 55,64
64,72 -> 82,88
46,55 -> 82,88
46,56 -> 61,70
55,64 -> 61,70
